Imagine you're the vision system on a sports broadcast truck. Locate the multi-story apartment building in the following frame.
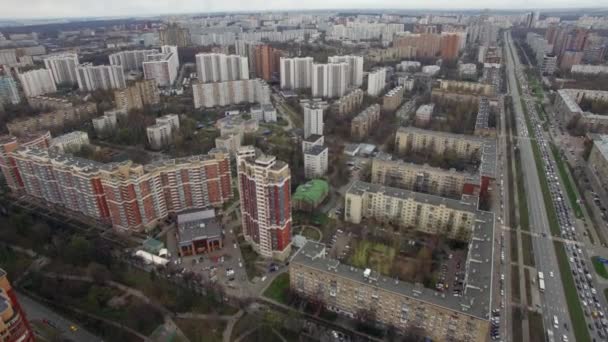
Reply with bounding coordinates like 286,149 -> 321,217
328,55 -> 364,87
236,146 -> 291,260
302,134 -> 328,179
147,114 -> 180,150
0,76 -> 20,105
26,96 -> 72,110
12,148 -> 111,221
43,53 -> 79,85
143,46 -> 179,87
50,131 -> 89,153
382,86 -> 405,112
114,79 -> 160,112
302,100 -> 326,138
431,80 -> 495,103
280,57 -> 313,90
0,131 -> 51,192
76,63 -> 126,92
191,78 -> 270,109
351,104 -> 381,140
555,89 -> 608,133
7,102 -> 97,136
0,268 -> 35,342
367,68 -> 386,96
10,146 -> 231,231
290,238 -> 492,342
195,53 -> 249,83
311,63 -> 349,99
109,49 -> 158,72
215,133 -> 241,156
330,88 -> 364,116
159,23 -> 190,47
371,156 -> 479,199
559,50 -> 584,71
571,64 -> 608,75
345,180 -> 478,240
252,44 -> 284,81
395,126 -> 486,159
474,97 -> 496,137
17,69 -> 57,97
92,109 -> 125,136
587,134 -> 608,189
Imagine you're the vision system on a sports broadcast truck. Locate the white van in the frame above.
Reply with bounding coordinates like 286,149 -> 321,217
553,315 -> 559,328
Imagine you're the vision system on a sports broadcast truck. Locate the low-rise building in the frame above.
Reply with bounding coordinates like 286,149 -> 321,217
217,115 -> 259,137
292,179 -> 329,212
351,104 -> 381,140
458,63 -> 477,80
421,65 -> 440,76
397,60 -> 421,72
177,209 -> 223,256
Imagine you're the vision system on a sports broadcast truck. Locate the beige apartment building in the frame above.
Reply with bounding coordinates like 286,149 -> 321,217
371,156 -> 478,199
395,127 -> 486,159
351,104 -> 381,140
431,80 -> 495,103
114,79 -> 160,112
382,86 -> 405,112
7,103 -> 97,135
330,88 -> 364,116
588,134 -> 608,187
345,181 -> 477,241
290,240 -> 492,342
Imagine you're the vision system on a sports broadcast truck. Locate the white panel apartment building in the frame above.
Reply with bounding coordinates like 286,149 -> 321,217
302,101 -> 325,138
311,63 -> 349,99
195,53 -> 249,83
43,53 -> 79,85
109,49 -> 158,72
192,79 -> 270,109
76,64 -> 126,92
143,46 -> 180,87
280,57 -> 313,90
328,55 -> 364,87
367,68 -> 386,96
302,134 -> 328,179
18,69 -> 57,97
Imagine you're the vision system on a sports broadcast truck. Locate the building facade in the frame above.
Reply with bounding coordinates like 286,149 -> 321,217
330,88 -> 364,116
367,68 -> 386,96
195,53 -> 249,83
280,57 -> 313,90
43,53 -> 79,85
18,69 -> 57,97
143,46 -> 179,87
302,101 -> 325,138
76,64 -> 126,92
0,76 -> 20,105
0,268 -> 35,342
109,49 -> 158,72
351,104 -> 381,140
312,63 -> 349,99
395,127 -> 485,159
236,146 -> 292,260
328,55 -> 364,87
192,78 -> 270,109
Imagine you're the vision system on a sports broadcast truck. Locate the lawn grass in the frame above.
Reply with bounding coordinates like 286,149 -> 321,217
528,310 -> 547,342
524,268 -> 533,306
521,232 -> 536,267
550,143 -> 583,218
510,230 -> 519,263
514,148 -> 530,231
0,246 -> 33,280
511,265 -> 521,304
263,273 -> 290,304
512,307 -> 523,342
349,241 -> 396,275
592,256 -> 608,279
175,318 -> 225,342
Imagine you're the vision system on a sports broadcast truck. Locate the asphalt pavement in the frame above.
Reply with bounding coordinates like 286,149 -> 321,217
16,291 -> 102,342
504,31 -> 574,341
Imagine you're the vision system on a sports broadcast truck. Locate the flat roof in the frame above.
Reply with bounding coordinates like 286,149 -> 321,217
293,204 -> 494,320
177,209 -> 222,244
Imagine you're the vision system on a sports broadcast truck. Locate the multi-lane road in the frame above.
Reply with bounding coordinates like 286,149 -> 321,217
504,31 -> 575,341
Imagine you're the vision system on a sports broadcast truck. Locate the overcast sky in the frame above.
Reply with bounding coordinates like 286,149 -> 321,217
2,0 -> 606,19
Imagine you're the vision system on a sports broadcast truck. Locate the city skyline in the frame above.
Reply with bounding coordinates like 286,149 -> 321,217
2,0 -> 608,19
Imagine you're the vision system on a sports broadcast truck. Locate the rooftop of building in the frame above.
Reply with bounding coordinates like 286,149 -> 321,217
292,203 -> 494,320
347,180 -> 479,211
177,209 -> 222,244
592,134 -> 608,161
374,154 -> 479,179
304,134 -> 324,143
293,179 -> 329,203
304,144 -> 328,156
396,126 -> 487,143
558,89 -> 608,118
